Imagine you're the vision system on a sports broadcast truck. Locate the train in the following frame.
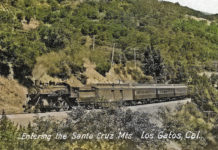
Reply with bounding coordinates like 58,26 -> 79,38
23,82 -> 188,112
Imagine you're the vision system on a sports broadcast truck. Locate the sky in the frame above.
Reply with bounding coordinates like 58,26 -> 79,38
162,0 -> 218,14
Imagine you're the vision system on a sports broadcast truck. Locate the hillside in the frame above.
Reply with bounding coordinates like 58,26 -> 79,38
0,0 -> 218,85
0,76 -> 27,114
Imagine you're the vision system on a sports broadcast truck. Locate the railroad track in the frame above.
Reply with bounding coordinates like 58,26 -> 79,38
2,98 -> 191,116
2,98 -> 192,116
0,98 -> 191,127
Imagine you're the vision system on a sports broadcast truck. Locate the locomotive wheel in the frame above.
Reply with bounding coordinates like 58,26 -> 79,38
55,108 -> 60,112
142,100 -> 148,104
34,109 -> 40,113
94,104 -> 100,109
146,99 -> 151,104
123,101 -> 130,106
86,104 -> 93,110
54,101 -> 61,112
137,101 -> 143,105
61,101 -> 70,111
131,101 -> 136,106
34,105 -> 41,113
54,101 -> 70,111
39,108 -> 46,113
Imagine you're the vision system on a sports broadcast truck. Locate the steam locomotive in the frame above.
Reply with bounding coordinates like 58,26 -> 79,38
23,82 -> 188,112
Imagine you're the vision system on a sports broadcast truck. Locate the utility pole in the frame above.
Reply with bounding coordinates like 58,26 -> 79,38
134,48 -> 136,69
119,54 -> 122,64
8,62 -> 14,80
92,35 -> 95,51
111,43 -> 115,67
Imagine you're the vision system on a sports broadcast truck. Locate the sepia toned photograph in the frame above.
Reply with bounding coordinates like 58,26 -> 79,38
0,0 -> 217,149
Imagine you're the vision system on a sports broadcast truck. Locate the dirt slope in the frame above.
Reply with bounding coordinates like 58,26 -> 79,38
0,76 -> 27,114
83,59 -> 109,84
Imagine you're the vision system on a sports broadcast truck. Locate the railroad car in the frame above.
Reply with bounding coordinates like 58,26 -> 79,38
24,82 -> 188,112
